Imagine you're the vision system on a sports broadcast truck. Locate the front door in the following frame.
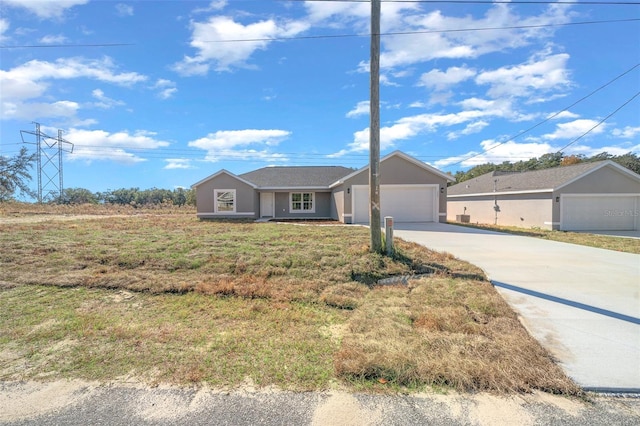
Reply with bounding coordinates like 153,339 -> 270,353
260,192 -> 274,217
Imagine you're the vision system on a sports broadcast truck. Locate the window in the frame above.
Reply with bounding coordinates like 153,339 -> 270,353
214,189 -> 236,213
290,192 -> 314,213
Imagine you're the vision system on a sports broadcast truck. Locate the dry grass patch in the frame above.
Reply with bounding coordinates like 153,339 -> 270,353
0,211 -> 579,394
335,278 -> 580,394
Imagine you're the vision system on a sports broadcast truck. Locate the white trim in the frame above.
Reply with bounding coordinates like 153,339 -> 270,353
448,189 -> 553,198
560,193 -> 640,198
330,150 -> 454,188
259,186 -> 331,191
352,184 -> 439,223
214,189 -> 236,213
260,192 -> 275,218
289,191 -> 316,214
439,212 -> 447,216
342,213 -> 353,217
191,169 -> 257,189
197,212 -> 255,218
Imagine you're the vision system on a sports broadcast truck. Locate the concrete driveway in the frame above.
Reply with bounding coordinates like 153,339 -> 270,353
394,223 -> 640,392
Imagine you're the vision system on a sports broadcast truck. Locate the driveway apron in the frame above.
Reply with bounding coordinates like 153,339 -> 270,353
394,223 -> 640,391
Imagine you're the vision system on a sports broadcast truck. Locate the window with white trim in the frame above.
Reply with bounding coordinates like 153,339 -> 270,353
214,189 -> 236,213
290,192 -> 315,213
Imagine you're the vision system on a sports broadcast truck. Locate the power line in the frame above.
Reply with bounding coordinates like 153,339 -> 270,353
0,43 -> 134,50
448,63 -> 640,167
556,91 -> 640,153
201,18 -> 640,43
2,18 -> 638,48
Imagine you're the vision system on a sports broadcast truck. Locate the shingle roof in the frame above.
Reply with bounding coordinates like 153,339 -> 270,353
239,166 -> 354,188
448,161 -> 607,195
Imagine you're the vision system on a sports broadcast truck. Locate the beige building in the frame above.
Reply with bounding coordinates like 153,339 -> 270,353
191,151 -> 455,224
447,161 -> 640,231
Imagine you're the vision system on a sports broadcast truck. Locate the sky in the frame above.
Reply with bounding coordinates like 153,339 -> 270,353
1,0 -> 639,196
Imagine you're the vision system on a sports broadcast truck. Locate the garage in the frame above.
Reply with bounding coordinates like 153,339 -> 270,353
352,184 -> 438,224
561,194 -> 639,231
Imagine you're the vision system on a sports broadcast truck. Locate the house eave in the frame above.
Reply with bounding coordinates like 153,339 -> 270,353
257,186 -> 332,192
191,169 -> 257,189
330,150 -> 454,188
448,189 -> 554,198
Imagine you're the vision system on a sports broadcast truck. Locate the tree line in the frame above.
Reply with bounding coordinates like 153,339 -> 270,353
60,187 -> 195,206
452,152 -> 640,183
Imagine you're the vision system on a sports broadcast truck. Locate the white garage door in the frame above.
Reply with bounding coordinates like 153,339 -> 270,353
353,185 -> 437,224
561,194 -> 639,231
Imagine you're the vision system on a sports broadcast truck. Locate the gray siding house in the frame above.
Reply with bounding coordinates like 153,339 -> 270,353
191,151 -> 455,224
447,160 -> 640,231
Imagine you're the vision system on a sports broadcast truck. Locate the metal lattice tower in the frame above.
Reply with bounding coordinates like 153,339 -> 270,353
20,122 -> 74,203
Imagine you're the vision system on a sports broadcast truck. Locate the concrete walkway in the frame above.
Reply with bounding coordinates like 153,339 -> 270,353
394,223 -> 640,392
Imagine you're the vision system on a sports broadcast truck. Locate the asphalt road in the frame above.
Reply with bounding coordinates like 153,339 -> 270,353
2,381 -> 640,425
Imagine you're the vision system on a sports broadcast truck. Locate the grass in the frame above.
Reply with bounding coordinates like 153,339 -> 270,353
0,209 -> 580,394
449,222 -> 640,254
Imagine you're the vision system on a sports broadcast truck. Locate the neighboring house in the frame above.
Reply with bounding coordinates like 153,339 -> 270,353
191,150 -> 455,224
447,160 -> 640,231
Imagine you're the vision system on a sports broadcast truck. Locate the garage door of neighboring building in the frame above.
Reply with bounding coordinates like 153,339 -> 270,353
561,194 -> 639,231
352,184 -> 438,224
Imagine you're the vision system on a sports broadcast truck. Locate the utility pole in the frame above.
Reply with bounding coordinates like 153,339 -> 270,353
369,0 -> 382,253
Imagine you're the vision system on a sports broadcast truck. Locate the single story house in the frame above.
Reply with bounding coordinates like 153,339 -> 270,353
447,160 -> 640,231
191,150 -> 455,224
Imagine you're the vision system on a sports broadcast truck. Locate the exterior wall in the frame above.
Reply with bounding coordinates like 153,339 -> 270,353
342,155 -> 450,223
273,191 -> 333,218
448,193 -> 553,229
551,167 -> 640,229
561,166 -> 640,194
195,174 -> 257,218
331,186 -> 344,222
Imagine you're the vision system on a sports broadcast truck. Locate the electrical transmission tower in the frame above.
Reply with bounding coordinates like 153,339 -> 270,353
20,122 -> 74,203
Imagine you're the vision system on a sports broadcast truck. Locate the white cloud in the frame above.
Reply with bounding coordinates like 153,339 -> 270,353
435,140 -> 557,168
418,66 -> 476,91
65,129 -> 170,164
542,119 -> 604,140
375,3 -> 572,70
476,53 -> 571,99
39,34 -> 68,44
332,97 -> 521,157
0,18 -> 10,42
115,3 -> 134,17
174,16 -> 309,74
612,126 -> 640,140
565,142 -> 640,157
0,57 -> 147,122
3,0 -> 88,19
346,101 -> 369,118
164,159 -> 194,170
447,120 -> 489,140
153,79 -> 177,99
548,110 -> 580,120
91,89 -> 124,109
188,129 -> 291,162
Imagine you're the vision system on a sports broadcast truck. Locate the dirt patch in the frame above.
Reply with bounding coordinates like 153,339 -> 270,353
0,380 -> 96,421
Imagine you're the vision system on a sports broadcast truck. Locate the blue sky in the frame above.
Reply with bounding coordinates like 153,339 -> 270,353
1,0 -> 639,195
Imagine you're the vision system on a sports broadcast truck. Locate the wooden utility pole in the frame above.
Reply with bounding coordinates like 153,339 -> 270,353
369,0 -> 382,252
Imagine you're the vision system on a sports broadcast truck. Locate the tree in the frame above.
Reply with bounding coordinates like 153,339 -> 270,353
61,187 -> 99,204
0,147 -> 36,201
